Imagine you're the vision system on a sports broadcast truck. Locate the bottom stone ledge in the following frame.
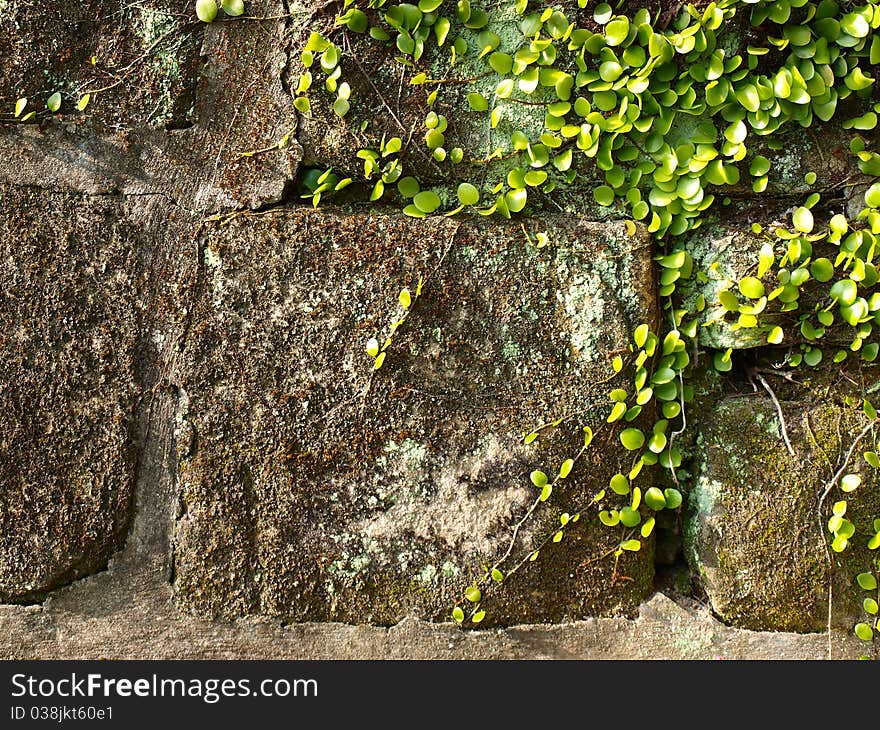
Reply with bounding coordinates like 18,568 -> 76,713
0,592 -> 871,660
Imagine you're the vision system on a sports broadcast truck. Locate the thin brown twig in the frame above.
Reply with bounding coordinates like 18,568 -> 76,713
756,372 -> 795,456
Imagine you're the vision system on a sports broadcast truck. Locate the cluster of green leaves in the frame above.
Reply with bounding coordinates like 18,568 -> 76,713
710,140 -> 880,373
366,279 -> 423,371
299,0 -> 878,237
450,319 -> 687,625
195,0 -> 245,23
295,32 -> 349,117
8,91 -> 77,122
855,563 -> 879,641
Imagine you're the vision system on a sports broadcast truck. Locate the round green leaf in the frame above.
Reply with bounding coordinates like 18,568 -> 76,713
644,487 -> 666,511
856,572 -> 878,591
221,0 -> 244,16
46,92 -> 62,113
413,190 -> 441,214
397,177 -> 420,198
457,183 -> 479,206
196,0 -> 218,22
663,488 -> 683,509
841,474 -> 861,492
830,279 -> 857,306
593,185 -> 615,206
792,207 -> 813,234
620,428 -> 645,451
810,258 -> 834,282
609,473 -> 630,495
739,277 -> 765,299
530,470 -> 548,488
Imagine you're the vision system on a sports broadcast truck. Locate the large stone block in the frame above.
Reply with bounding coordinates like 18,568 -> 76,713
685,394 -> 880,631
0,0 -> 299,212
172,208 -> 659,625
0,185 -> 144,600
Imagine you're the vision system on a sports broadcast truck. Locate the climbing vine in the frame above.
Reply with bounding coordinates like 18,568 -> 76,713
270,0 -> 880,650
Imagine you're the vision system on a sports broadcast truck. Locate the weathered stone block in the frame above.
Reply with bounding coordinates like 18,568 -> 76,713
0,185 -> 143,600
172,207 -> 659,625
685,395 -> 880,631
0,0 -> 299,212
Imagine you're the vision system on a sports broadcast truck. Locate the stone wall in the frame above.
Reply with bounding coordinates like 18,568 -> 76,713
0,0 -> 877,659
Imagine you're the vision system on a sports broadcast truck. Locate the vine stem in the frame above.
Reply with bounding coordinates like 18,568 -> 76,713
815,418 -> 876,659
817,419 -> 875,509
359,222 -> 460,416
755,372 -> 795,456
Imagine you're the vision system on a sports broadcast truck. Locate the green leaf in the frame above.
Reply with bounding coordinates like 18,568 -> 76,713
620,539 -> 641,552
810,258 -> 834,282
634,324 -> 649,348
854,623 -> 874,642
609,473 -> 630,495
792,207 -> 813,234
620,428 -> 645,451
830,279 -> 857,306
841,473 -> 861,493
491,568 -> 504,583
366,338 -> 379,358
714,351 -> 733,372
457,183 -> 479,206
397,177 -> 420,198
467,93 -> 489,112
539,483 -> 553,502
856,573 -> 878,591
607,401 -> 627,423
46,92 -> 62,113
599,510 -> 620,526
471,609 -> 486,624
863,598 -> 879,615
465,585 -> 482,603
413,190 -> 441,214
530,470 -> 548,488
739,277 -> 765,299
749,155 -> 771,177
619,507 -> 641,527
593,185 -> 615,206
558,459 -> 574,479
14,97 -> 27,117
373,351 -> 386,370
644,487 -> 666,511
221,0 -> 244,16
664,488 -> 683,509
605,17 -> 630,46
399,289 -> 412,309
196,0 -> 218,22
452,606 -> 465,623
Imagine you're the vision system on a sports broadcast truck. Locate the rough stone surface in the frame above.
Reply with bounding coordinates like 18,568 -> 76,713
685,394 -> 880,632
0,185 -> 142,601
172,209 -> 659,625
